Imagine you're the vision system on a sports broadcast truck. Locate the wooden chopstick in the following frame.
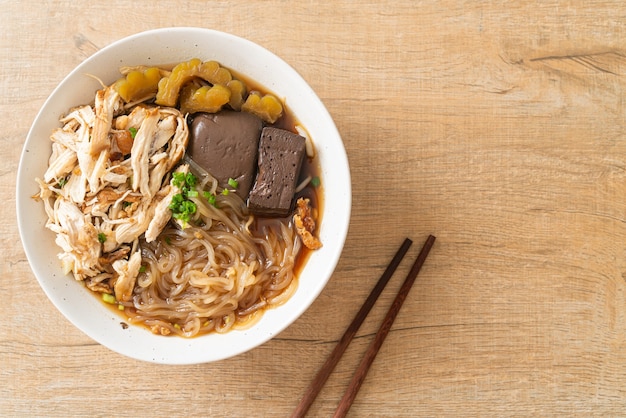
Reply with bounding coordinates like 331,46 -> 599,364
333,234 -> 436,418
290,237 -> 414,418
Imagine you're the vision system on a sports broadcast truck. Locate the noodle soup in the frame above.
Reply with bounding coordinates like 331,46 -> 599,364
35,58 -> 323,337
19,28 -> 350,363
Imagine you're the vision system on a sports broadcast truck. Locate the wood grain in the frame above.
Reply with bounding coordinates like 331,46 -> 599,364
3,1 -> 626,416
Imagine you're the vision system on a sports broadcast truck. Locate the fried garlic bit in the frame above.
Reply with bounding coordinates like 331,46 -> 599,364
293,197 -> 322,250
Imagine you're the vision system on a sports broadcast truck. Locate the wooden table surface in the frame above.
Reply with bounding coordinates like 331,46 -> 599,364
3,1 -> 626,416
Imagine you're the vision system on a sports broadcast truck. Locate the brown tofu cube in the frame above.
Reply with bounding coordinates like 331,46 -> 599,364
248,127 -> 306,217
187,111 -> 263,199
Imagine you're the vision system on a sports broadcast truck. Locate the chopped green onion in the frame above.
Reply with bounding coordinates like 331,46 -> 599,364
97,233 -> 107,243
169,172 -> 200,225
228,178 -> 239,188
139,265 -> 146,273
165,237 -> 171,245
170,193 -> 183,207
182,200 -> 196,214
185,172 -> 197,187
57,177 -> 67,188
311,176 -> 321,187
203,191 -> 217,206
102,293 -> 116,304
129,127 -> 138,139
221,189 -> 229,196
171,172 -> 186,188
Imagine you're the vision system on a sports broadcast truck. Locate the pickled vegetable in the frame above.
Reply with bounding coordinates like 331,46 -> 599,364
113,67 -> 162,103
179,83 -> 231,114
241,91 -> 283,123
155,58 -> 233,107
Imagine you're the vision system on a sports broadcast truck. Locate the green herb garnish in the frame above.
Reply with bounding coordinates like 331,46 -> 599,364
97,233 -> 107,243
311,176 -> 321,187
172,172 -> 197,189
203,191 -> 217,207
57,177 -> 67,188
171,200 -> 197,221
129,127 -> 138,139
228,178 -> 239,188
169,172 -> 199,225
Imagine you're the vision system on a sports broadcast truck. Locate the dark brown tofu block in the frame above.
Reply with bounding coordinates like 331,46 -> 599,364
248,127 -> 306,217
187,111 -> 263,199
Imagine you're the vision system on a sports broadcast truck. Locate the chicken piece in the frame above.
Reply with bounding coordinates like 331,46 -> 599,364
128,108 -> 186,197
103,163 -> 131,185
113,250 -> 142,302
115,186 -> 172,244
53,199 -> 102,279
87,149 -> 110,194
61,104 -> 95,128
130,108 -> 160,198
152,114 -> 177,151
145,184 -> 176,242
160,107 -> 188,170
35,177 -> 56,222
148,154 -> 170,197
90,87 -> 121,156
44,142 -> 77,183
91,187 -> 134,220
63,169 -> 87,205
124,105 -> 149,128
293,197 -> 322,250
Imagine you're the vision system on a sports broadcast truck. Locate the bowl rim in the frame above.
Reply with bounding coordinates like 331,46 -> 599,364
16,27 -> 351,364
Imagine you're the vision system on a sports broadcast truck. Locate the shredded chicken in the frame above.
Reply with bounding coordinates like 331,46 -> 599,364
293,197 -> 322,250
36,85 -> 189,289
113,250 -> 142,302
91,87 -> 120,156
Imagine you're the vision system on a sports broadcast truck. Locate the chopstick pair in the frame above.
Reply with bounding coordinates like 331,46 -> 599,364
291,235 -> 436,418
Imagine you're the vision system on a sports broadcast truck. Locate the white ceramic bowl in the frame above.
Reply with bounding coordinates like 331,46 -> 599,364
16,27 -> 351,364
